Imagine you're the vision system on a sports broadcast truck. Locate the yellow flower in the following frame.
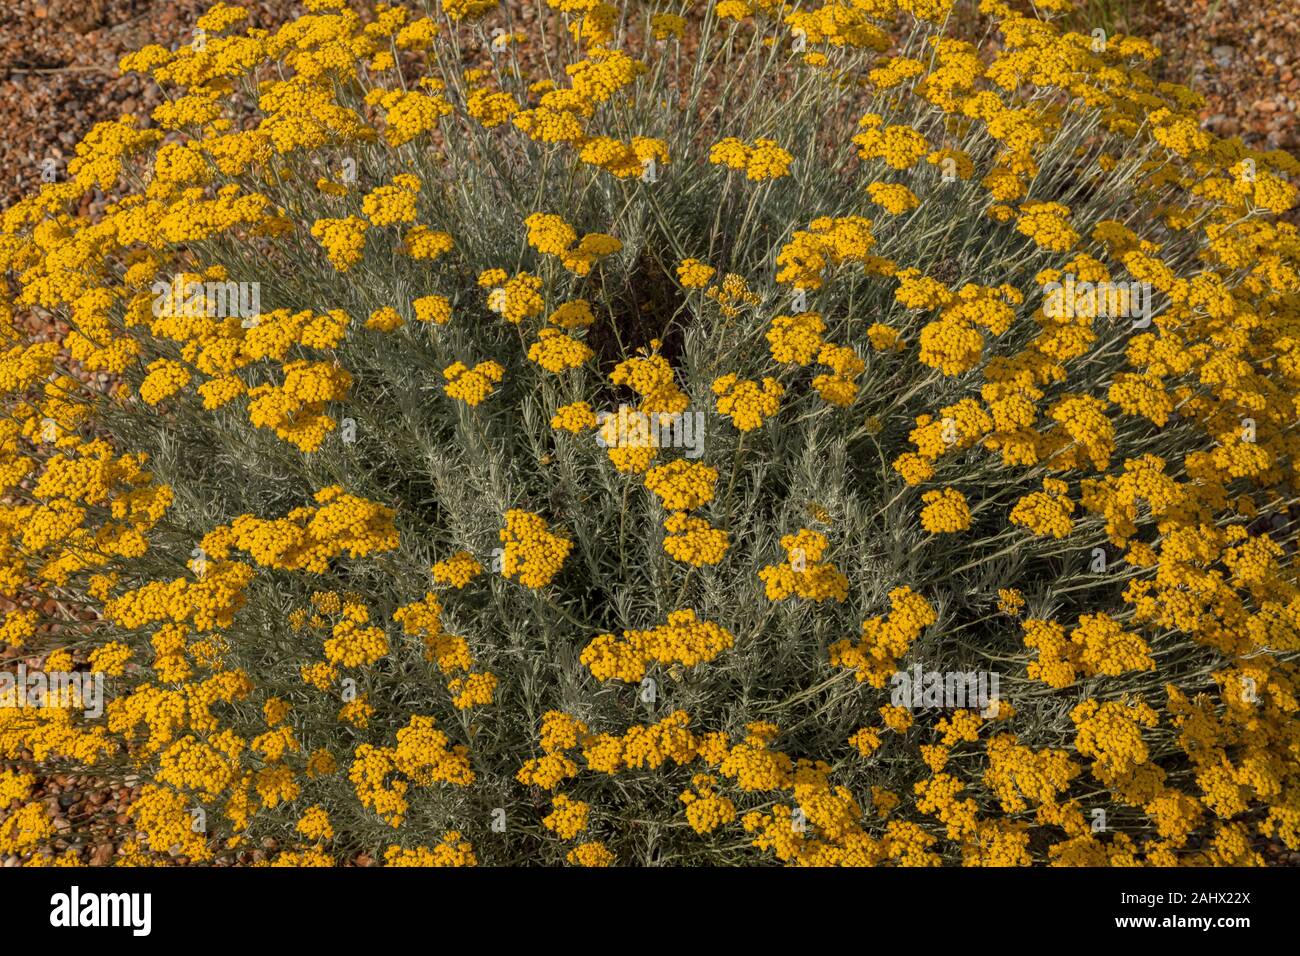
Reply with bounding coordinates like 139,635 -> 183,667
758,529 -> 849,603
542,795 -> 590,839
643,459 -> 718,511
775,216 -> 878,289
566,841 -> 615,866
676,259 -> 716,289
499,509 -> 571,588
680,775 -> 737,834
443,360 -> 504,406
581,610 -> 734,682
708,137 -> 793,181
1016,201 -> 1080,252
551,401 -> 598,433
484,272 -> 544,323
310,217 -> 368,271
867,181 -> 921,214
920,488 -> 971,534
361,175 -> 420,227
466,87 -> 520,128
650,13 -> 687,40
404,226 -> 454,260
139,359 -> 191,406
766,312 -> 826,365
524,212 -> 622,275
296,805 -> 333,842
662,512 -> 729,566
432,551 -> 483,588
448,671 -> 497,709
854,116 -> 930,169
412,294 -> 452,325
996,588 -> 1025,616
527,329 -> 593,372
712,374 -> 783,431
1010,478 -> 1076,539
365,307 -> 403,332
548,299 -> 596,328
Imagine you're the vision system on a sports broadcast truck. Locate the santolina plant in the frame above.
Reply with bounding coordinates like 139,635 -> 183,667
1,0 -> 1299,867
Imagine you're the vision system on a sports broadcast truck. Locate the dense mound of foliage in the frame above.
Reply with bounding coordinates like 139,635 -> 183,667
2,0 -> 1300,866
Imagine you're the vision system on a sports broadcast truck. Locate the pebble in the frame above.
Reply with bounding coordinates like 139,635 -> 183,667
90,843 -> 115,865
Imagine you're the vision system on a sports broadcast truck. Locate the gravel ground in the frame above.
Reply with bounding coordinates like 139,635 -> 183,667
1,0 -> 1295,211
1142,0 -> 1299,153
0,0 -> 302,210
2,0 -> 1298,866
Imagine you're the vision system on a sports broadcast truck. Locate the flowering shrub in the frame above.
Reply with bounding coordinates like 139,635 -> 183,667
2,0 -> 1300,867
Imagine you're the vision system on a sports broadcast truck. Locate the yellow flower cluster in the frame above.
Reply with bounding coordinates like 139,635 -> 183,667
566,842 -> 615,867
578,135 -> 669,179
830,587 -> 937,686
867,181 -> 921,215
548,299 -> 596,329
1015,201 -> 1080,252
246,361 -> 353,452
404,225 -> 455,260
580,609 -> 734,682
676,258 -> 716,289
467,87 -> 520,128
364,87 -> 452,146
662,511 -> 730,566
611,350 -> 689,416
766,312 -> 826,365
643,460 -> 718,511
1009,478 -> 1075,538
679,775 -> 737,834
775,216 -> 880,289
811,343 -> 865,407
527,329 -> 593,373
1023,613 -> 1155,688
349,715 -> 473,827
383,832 -> 477,867
708,137 -> 794,181
310,216 -> 368,271
524,212 -> 622,276
712,374 -> 783,431
757,529 -> 849,603
705,273 -> 762,318
392,589 -> 494,707
443,360 -> 504,406
199,486 -> 399,573
322,601 -> 389,668
920,487 -> 971,534
431,551 -> 482,589
412,294 -> 452,325
365,307 -> 403,332
551,400 -> 598,433
542,794 -> 590,839
361,174 -> 420,227
480,270 -> 545,323
499,509 -> 572,588
853,115 -> 931,169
